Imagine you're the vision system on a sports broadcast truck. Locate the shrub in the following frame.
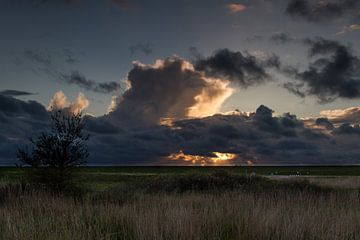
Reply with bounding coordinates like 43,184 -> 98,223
17,110 -> 89,191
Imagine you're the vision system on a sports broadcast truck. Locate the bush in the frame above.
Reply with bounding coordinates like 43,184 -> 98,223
17,110 -> 89,191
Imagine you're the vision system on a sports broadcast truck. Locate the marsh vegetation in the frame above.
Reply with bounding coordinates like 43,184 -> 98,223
0,169 -> 359,240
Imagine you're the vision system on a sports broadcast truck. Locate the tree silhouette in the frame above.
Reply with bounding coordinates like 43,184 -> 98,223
17,110 -> 89,190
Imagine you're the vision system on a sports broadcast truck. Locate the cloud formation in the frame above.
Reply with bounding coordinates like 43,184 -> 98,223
226,3 -> 247,14
1,88 -> 360,165
47,91 -> 89,114
286,0 -> 360,22
0,94 -> 49,165
194,49 -> 280,88
270,32 -> 294,44
0,90 -> 35,97
320,106 -> 360,125
60,71 -> 122,94
337,24 -> 360,35
3,51 -> 360,165
315,117 -> 334,130
283,38 -> 360,103
109,57 -> 233,126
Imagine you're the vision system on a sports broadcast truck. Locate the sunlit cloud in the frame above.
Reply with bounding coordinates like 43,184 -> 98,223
226,3 -> 247,14
107,95 -> 123,113
320,107 -> 360,125
48,91 -> 89,114
70,92 -> 90,115
168,150 -> 237,166
47,91 -> 68,111
187,78 -> 234,118
336,24 -> 360,35
109,57 -> 235,126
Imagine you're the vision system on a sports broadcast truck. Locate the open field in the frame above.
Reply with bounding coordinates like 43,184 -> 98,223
2,166 -> 360,190
1,167 -> 360,240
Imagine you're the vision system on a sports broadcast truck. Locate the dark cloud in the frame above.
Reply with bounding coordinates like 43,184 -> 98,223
270,32 -> 294,44
0,94 -> 49,164
315,117 -> 334,130
1,92 -> 360,165
59,71 -> 122,94
194,49 -> 280,88
59,104 -> 360,165
333,123 -> 360,135
129,43 -> 153,55
286,0 -> 360,22
165,105 -> 355,165
253,105 -> 302,137
0,90 -> 36,97
283,38 -> 360,103
283,82 -> 306,98
0,94 -> 48,120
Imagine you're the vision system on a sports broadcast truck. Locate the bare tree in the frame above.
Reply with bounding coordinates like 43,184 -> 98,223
17,110 -> 89,190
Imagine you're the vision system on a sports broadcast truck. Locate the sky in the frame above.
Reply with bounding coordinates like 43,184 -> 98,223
1,0 -> 360,165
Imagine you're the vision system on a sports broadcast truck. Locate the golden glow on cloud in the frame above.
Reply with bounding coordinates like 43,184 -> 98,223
226,3 -> 247,14
47,91 -> 68,111
337,24 -> 360,35
130,57 -> 235,120
107,95 -> 123,113
168,150 -> 237,166
48,91 -> 89,114
187,78 -> 234,118
320,107 -> 360,120
212,152 -> 238,161
159,118 -> 175,127
70,92 -> 90,115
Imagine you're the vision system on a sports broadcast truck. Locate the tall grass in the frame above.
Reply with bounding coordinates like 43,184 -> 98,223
0,174 -> 359,240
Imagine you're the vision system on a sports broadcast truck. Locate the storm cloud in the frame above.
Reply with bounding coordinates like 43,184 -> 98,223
315,117 -> 334,130
283,38 -> 360,103
0,94 -> 49,165
2,52 -> 360,166
1,90 -> 360,165
109,57 -> 233,126
286,0 -> 360,22
194,49 -> 280,88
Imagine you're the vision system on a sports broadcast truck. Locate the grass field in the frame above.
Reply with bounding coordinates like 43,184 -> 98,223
0,166 -> 360,239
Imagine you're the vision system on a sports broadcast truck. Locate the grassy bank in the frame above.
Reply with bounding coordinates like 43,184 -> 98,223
0,171 -> 359,240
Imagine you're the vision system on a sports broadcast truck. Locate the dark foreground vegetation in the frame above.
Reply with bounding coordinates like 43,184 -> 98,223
1,170 -> 360,240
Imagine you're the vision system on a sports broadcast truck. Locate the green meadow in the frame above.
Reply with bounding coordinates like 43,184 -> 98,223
1,166 -> 360,240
